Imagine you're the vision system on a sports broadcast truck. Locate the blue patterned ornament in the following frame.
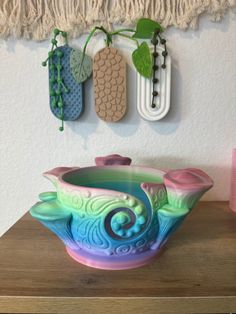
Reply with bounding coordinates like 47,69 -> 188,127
43,29 -> 92,131
49,45 -> 83,122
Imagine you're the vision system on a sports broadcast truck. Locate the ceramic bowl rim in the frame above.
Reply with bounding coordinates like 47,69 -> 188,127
58,165 -> 166,196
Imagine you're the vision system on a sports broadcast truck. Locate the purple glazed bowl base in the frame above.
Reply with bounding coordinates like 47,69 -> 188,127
66,247 -> 163,270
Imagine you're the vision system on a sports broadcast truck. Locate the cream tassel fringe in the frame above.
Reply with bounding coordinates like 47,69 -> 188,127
0,0 -> 235,40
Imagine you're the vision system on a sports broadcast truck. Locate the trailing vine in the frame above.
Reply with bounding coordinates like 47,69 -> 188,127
150,29 -> 168,109
42,19 -> 169,131
42,29 -> 69,131
80,18 -> 168,109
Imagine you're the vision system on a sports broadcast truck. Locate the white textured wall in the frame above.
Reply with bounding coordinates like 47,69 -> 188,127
0,14 -> 236,236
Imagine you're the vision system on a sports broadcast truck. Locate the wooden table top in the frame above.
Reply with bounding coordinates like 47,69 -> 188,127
0,201 -> 236,314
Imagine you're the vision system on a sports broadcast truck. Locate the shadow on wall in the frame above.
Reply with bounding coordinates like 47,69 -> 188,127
107,59 -> 182,136
66,49 -> 141,141
67,77 -> 99,149
67,58 -> 182,139
68,9 -> 236,140
148,61 -> 182,135
0,36 -> 49,52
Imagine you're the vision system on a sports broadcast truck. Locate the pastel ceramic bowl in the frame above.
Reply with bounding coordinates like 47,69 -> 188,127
30,154 -> 213,270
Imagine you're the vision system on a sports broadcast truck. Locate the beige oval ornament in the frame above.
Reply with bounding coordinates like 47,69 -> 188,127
93,47 -> 126,122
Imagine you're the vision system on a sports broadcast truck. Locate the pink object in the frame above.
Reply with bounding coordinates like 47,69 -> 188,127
95,154 -> 132,166
164,168 -> 213,191
30,154 -> 213,270
230,148 -> 236,212
66,246 -> 164,270
163,168 -> 213,209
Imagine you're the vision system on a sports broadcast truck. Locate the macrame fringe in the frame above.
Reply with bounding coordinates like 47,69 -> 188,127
110,0 -> 236,28
0,0 -> 235,40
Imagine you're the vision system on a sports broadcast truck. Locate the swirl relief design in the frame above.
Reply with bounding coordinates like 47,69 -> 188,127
70,192 -> 151,256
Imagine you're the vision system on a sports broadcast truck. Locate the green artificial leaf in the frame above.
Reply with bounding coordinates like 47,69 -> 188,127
132,42 -> 153,78
70,48 -> 93,84
133,18 -> 163,39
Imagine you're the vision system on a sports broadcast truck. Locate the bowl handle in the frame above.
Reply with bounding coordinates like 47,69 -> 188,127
95,154 -> 132,166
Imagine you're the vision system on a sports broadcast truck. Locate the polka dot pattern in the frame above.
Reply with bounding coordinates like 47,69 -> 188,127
49,45 -> 83,121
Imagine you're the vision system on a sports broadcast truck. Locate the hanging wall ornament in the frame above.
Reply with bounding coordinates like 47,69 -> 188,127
136,47 -> 171,121
80,26 -> 130,122
42,29 -> 92,131
133,22 -> 171,121
93,46 -> 126,122
80,22 -> 164,123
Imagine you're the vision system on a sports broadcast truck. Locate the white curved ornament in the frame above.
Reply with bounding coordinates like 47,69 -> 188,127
137,47 -> 171,121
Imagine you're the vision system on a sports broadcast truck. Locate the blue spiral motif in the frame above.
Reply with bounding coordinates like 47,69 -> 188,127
105,207 -> 146,240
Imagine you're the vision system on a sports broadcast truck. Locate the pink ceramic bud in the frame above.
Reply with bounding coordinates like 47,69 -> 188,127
95,154 -> 132,166
164,168 -> 213,209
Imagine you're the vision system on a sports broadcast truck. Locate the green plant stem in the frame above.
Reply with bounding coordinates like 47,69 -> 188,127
79,26 -> 138,80
110,28 -> 135,35
110,28 -> 138,47
82,26 -> 111,56
64,33 -> 68,45
78,26 -> 110,81
113,33 -> 139,47
99,26 -> 113,46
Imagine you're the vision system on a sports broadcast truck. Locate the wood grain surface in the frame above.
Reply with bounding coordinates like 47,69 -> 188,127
0,201 -> 235,313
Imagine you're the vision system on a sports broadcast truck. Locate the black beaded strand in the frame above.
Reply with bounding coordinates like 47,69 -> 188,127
157,34 -> 167,69
150,29 -> 168,109
151,30 -> 159,109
